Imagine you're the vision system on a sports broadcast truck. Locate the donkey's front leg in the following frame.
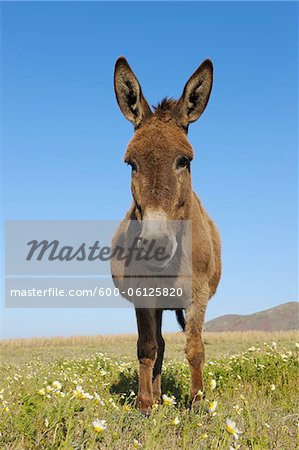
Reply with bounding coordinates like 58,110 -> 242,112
135,308 -> 157,414
152,309 -> 165,403
185,286 -> 209,407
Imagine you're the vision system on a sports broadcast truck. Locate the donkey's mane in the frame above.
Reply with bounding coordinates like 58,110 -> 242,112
153,97 -> 177,114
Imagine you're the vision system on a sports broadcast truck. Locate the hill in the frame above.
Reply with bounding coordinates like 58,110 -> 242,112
205,301 -> 298,332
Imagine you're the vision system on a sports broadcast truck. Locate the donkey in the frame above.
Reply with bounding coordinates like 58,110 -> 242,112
111,57 -> 221,413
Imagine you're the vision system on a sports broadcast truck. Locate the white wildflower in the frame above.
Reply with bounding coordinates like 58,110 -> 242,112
208,400 -> 218,414
210,379 -> 216,390
52,381 -> 62,390
162,394 -> 176,406
225,418 -> 242,439
171,416 -> 180,425
94,393 -> 105,405
92,418 -> 107,433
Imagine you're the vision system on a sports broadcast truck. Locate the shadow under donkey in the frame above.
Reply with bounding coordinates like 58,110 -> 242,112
110,367 -> 191,408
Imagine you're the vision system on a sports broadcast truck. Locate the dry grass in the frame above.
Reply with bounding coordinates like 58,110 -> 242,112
1,330 -> 297,348
1,330 -> 297,367
0,333 -> 137,348
204,329 -> 298,343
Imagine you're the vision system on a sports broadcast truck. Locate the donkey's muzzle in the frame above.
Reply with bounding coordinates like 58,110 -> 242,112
138,233 -> 177,270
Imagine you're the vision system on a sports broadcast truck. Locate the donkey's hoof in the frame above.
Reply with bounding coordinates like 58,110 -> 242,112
190,392 -> 205,411
136,396 -> 153,415
191,399 -> 203,412
153,393 -> 162,405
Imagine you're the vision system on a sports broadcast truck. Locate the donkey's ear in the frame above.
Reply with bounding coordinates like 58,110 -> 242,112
175,59 -> 213,130
114,57 -> 152,129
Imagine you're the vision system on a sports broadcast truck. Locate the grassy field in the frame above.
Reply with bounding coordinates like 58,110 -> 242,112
0,331 -> 298,449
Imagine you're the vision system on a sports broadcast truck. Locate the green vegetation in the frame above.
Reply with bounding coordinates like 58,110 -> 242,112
0,332 -> 298,449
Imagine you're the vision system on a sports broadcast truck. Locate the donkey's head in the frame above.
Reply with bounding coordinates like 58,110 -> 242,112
114,57 -> 213,268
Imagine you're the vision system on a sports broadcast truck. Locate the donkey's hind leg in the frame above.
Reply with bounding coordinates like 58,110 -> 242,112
185,284 -> 209,407
152,309 -> 165,403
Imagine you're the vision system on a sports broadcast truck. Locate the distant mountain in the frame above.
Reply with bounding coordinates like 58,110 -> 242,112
205,302 -> 298,332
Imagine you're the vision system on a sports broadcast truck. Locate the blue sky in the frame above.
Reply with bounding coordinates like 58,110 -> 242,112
1,2 -> 297,338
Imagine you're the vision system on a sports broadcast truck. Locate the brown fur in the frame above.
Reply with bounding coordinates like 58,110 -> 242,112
111,57 -> 221,413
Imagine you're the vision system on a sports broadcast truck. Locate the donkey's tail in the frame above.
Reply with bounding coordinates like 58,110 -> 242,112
175,310 -> 186,331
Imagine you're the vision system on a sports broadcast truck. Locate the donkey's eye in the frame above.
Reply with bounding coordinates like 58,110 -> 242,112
127,160 -> 137,172
176,156 -> 190,170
